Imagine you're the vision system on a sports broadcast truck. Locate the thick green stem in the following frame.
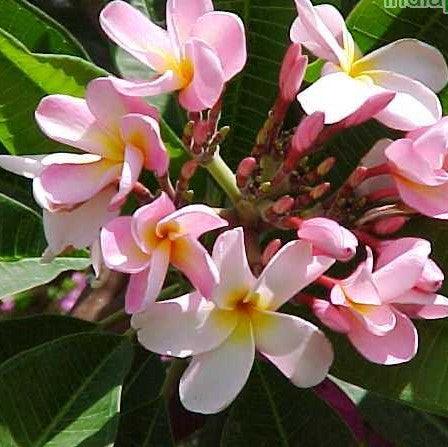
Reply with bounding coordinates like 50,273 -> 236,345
204,152 -> 242,205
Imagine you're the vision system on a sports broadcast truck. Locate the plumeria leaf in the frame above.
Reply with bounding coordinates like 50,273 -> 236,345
220,361 -> 357,446
0,331 -> 133,447
0,258 -> 91,300
116,349 -> 175,447
0,28 -> 106,155
0,0 -> 88,57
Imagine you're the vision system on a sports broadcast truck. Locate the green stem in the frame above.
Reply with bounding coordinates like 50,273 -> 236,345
204,152 -> 242,205
161,358 -> 186,400
98,308 -> 127,328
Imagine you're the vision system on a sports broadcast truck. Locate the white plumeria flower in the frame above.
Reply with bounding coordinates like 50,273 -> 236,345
292,0 -> 448,131
132,227 -> 335,414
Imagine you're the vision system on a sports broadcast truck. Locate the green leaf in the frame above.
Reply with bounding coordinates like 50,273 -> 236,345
0,28 -> 105,155
0,332 -> 133,447
220,361 -> 357,446
0,0 -> 88,57
0,314 -> 95,365
0,257 -> 91,299
346,0 -> 448,112
116,349 -> 175,447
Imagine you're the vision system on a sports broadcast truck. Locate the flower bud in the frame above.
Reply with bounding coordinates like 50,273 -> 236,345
236,157 -> 257,188
272,195 -> 294,214
279,44 -> 308,103
261,239 -> 282,266
372,216 -> 408,235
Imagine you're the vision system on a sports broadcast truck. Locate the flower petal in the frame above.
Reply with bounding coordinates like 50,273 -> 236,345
86,77 -> 159,134
100,0 -> 173,72
393,289 -> 448,320
254,310 -> 333,388
132,192 -> 175,253
191,12 -> 246,80
0,155 -> 45,179
38,159 -> 122,207
255,240 -> 334,311
109,145 -> 144,211
211,228 -> 256,309
291,1 -> 348,66
179,38 -> 225,111
179,319 -> 255,414
166,0 -> 213,48
120,114 -> 169,176
347,309 -> 418,365
144,240 -> 171,306
131,291 -> 238,356
369,70 -> 442,130
354,39 -> 448,93
35,95 -> 117,157
157,204 -> 228,240
298,72 -> 383,125
298,218 -> 358,261
171,236 -> 219,299
44,186 -> 118,257
311,299 -> 351,333
125,268 -> 150,314
101,216 -> 150,273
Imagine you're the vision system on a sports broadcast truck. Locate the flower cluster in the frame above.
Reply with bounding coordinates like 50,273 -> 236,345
2,0 -> 448,414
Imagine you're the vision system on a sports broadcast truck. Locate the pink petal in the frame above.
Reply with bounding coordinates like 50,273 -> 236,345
311,299 -> 351,333
86,77 -> 159,133
291,1 -> 348,66
100,0 -> 173,72
393,290 -> 448,319
38,159 -> 122,207
107,72 -> 182,98
166,0 -> 213,48
211,228 -> 256,309
101,216 -> 150,273
179,319 -> 255,414
191,12 -> 247,80
171,236 -> 219,299
370,70 -> 442,130
354,305 -> 397,336
157,204 -> 228,240
298,72 -> 383,125
120,114 -> 169,176
254,310 -> 333,388
376,237 -> 431,269
131,291 -> 237,356
132,193 -> 175,253
354,39 -> 448,93
298,218 -> 358,261
254,240 -> 334,311
144,240 -> 171,306
35,95 -> 117,157
109,145 -> 144,211
417,259 -> 444,293
44,186 -> 118,257
0,155 -> 45,179
347,309 -> 418,365
125,268 -> 150,314
179,38 -> 225,111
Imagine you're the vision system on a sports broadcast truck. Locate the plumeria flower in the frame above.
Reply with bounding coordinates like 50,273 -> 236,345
313,240 -> 448,365
359,118 -> 448,219
100,0 -> 247,112
291,0 -> 448,130
132,227 -> 335,414
101,193 -> 228,314
0,78 -> 168,258
297,218 -> 358,261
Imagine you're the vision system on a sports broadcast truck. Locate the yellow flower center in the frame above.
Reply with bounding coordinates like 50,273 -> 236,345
165,55 -> 194,88
156,221 -> 181,241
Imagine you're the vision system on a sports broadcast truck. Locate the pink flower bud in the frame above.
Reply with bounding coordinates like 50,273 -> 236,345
272,196 -> 294,214
236,157 -> 257,188
279,44 -> 307,103
261,239 -> 282,266
298,218 -> 358,261
372,216 -> 408,235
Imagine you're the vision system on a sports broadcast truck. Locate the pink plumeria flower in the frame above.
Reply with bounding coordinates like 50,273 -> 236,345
100,0 -> 247,112
132,227 -> 335,414
359,118 -> 448,219
101,193 -> 228,314
0,78 -> 169,257
291,0 -> 448,130
297,218 -> 358,261
313,241 -> 448,365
